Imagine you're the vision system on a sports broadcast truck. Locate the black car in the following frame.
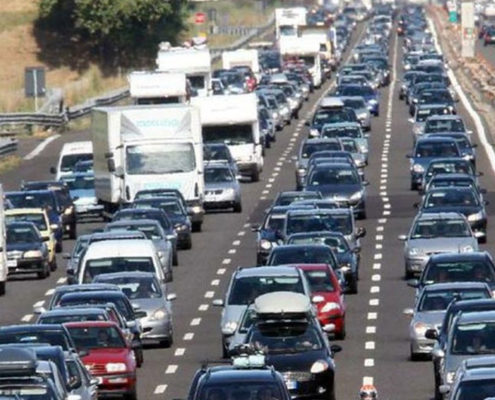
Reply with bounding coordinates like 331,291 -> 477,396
44,283 -> 120,311
112,207 -> 178,260
272,191 -> 323,207
408,252 -> 495,292
0,324 -> 76,352
286,231 -> 360,294
6,222 -> 51,279
20,181 -> 77,239
134,188 -> 203,232
418,186 -> 488,242
131,198 -> 192,250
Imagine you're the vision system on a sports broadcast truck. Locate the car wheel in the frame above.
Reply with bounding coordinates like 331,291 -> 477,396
405,268 -> 413,280
69,224 -> 77,240
135,348 -> 143,367
357,209 -> 367,220
124,388 -> 138,400
0,281 -> 5,296
233,202 -> 242,213
251,169 -> 260,182
192,221 -> 202,232
335,321 -> 346,340
55,241 -> 63,253
184,236 -> 192,250
410,181 -> 418,191
161,327 -> 174,348
479,235 -> 487,244
37,264 -> 49,279
349,277 -> 358,294
50,257 -> 57,272
166,270 -> 173,283
172,251 -> 178,266
410,345 -> 421,361
222,342 -> 229,359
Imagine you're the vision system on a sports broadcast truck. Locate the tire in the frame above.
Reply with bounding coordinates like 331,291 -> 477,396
50,258 -> 57,272
55,241 -> 62,253
233,202 -> 242,213
124,388 -> 137,400
479,234 -> 487,244
410,181 -> 418,191
135,348 -> 143,368
335,322 -> 346,340
251,169 -> 260,182
192,221 -> 202,232
161,327 -> 174,348
37,263 -> 49,279
69,223 -> 77,240
222,341 -> 229,359
405,268 -> 413,280
184,236 -> 192,250
0,281 -> 5,296
357,209 -> 367,220
166,270 -> 173,283
172,251 -> 178,266
410,346 -> 421,361
349,276 -> 358,294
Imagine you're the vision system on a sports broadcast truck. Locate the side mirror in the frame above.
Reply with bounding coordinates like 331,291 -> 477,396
353,246 -> 361,254
322,323 -> 335,333
251,224 -> 261,232
212,299 -> 224,307
407,279 -> 420,288
408,118 -> 414,123
403,308 -> 414,317
42,237 -> 50,242
305,121 -> 310,126
78,349 -> 89,358
107,159 -> 116,173
480,188 -> 487,194
413,202 -> 419,208
432,348 -> 445,359
89,378 -> 99,387
398,234 -> 407,241
166,293 -> 177,301
62,253 -> 71,260
49,167 -> 56,174
330,344 -> 342,354
484,200 -> 490,206
406,154 -> 412,158
312,295 -> 325,304
438,385 -> 450,395
477,172 -> 484,177
50,224 -> 59,230
356,227 -> 366,238
471,143 -> 478,148
425,328 -> 439,340
362,180 -> 370,186
33,306 -> 46,315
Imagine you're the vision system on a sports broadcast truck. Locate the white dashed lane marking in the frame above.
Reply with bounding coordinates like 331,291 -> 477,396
165,365 -> 178,374
154,385 -> 167,394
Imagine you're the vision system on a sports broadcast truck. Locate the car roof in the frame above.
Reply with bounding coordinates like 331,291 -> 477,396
425,114 -> 463,121
63,321 -> 118,329
430,173 -> 475,180
54,283 -> 119,294
106,219 -> 160,227
426,186 -> 477,194
422,282 -> 490,292
458,310 -> 495,324
235,266 -> 299,278
254,292 -> 311,315
60,290 -> 127,301
288,231 -> 345,239
85,239 -> 155,254
93,271 -> 157,280
416,136 -> 457,144
200,367 -> 277,384
271,244 -> 333,251
430,251 -> 489,262
6,208 -> 46,215
40,307 -> 106,317
303,138 -> 341,144
287,208 -> 351,216
0,324 -> 66,332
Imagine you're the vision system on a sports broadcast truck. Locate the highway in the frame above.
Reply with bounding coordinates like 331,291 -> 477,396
1,16 -> 495,400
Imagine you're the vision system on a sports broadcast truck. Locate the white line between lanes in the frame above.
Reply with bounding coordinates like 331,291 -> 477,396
154,385 -> 167,394
24,134 -> 61,161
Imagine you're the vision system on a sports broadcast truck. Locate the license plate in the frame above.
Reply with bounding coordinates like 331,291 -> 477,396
285,380 -> 298,390
7,260 -> 17,268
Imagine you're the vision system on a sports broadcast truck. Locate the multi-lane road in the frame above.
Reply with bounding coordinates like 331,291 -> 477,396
2,16 -> 495,400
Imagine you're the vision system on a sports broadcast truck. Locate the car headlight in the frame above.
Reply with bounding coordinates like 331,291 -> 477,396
149,308 -> 167,321
271,111 -> 279,120
460,245 -> 474,253
222,321 -> 238,336
23,250 -> 43,259
190,205 -> 202,214
446,371 -> 456,384
260,239 -> 272,250
310,129 -> 319,137
174,223 -> 189,232
413,322 -> 429,337
297,168 -> 306,175
412,164 -> 424,173
368,99 -> 378,105
408,247 -> 423,256
321,302 -> 341,313
467,211 -> 484,222
350,191 -> 364,202
357,112 -> 368,120
310,360 -> 329,374
106,363 -> 127,373
224,188 -> 235,196
64,206 -> 74,215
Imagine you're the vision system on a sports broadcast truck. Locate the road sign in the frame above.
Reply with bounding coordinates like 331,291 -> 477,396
195,12 -> 206,24
25,67 -> 46,111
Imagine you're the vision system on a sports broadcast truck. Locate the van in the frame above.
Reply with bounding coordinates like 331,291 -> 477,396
78,239 -> 165,284
51,141 -> 93,180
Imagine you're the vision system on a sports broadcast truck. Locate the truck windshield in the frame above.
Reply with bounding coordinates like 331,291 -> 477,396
203,125 -> 254,145
61,154 -> 93,172
126,143 -> 195,175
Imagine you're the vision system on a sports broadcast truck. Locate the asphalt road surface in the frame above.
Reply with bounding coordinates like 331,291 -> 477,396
1,21 -> 495,400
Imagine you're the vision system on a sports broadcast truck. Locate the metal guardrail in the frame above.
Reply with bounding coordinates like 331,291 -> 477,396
0,138 -> 18,157
0,13 -> 275,130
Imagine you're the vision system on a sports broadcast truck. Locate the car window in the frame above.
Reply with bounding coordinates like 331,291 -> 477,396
419,289 -> 489,312
228,276 -> 304,305
411,219 -> 471,238
84,257 -> 155,282
424,261 -> 495,285
269,247 -> 335,266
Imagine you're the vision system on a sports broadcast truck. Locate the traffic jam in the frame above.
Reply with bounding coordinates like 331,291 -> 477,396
0,2 -> 494,400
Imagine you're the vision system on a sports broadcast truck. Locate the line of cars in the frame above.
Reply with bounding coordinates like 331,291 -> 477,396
396,6 -> 495,400
197,6 -> 398,400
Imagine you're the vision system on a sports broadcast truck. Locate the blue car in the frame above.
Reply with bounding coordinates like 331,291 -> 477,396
6,190 -> 64,252
334,84 -> 380,116
407,137 -> 462,190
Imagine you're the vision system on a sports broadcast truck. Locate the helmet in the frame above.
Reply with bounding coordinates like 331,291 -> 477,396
360,384 -> 378,400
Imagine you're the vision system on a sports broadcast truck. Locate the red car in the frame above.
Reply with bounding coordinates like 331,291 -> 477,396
64,321 -> 137,400
296,264 -> 347,340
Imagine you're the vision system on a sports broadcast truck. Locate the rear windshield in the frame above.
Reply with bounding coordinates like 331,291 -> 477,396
228,276 -> 304,305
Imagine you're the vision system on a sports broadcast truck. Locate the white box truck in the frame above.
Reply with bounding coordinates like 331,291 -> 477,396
222,49 -> 261,80
0,185 -> 6,296
92,104 -> 205,230
129,71 -> 189,104
191,94 -> 263,182
300,26 -> 334,75
156,44 -> 211,97
275,7 -> 308,39
280,37 -> 323,88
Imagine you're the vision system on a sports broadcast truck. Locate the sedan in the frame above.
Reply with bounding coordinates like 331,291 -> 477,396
421,157 -> 477,191
399,212 -> 479,279
334,84 -> 380,116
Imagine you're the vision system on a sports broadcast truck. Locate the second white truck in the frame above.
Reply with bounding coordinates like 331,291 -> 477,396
128,71 -> 189,104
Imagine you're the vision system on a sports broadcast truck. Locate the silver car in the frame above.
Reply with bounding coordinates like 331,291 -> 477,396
204,162 -> 242,213
398,212 -> 479,279
341,137 -> 367,169
319,122 -> 369,160
404,282 -> 491,360
93,272 -> 176,347
341,96 -> 372,131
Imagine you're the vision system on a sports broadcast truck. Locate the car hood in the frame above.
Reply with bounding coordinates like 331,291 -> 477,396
82,348 -> 130,365
130,298 -> 166,316
306,184 -> 361,197
407,237 -> 478,253
260,229 -> 280,242
265,349 -> 332,372
205,182 -> 238,191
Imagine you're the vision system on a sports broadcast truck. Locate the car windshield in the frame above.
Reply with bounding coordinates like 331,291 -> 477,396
424,261 -> 495,285
415,142 -> 459,157
430,179 -> 475,190
313,110 -> 353,125
228,276 -> 304,305
199,383 -> 283,400
39,313 -> 106,324
343,99 -> 366,109
287,214 -> 352,235
98,276 -> 162,299
455,379 -> 495,400
276,194 -> 318,206
264,214 -> 286,231
67,326 -> 125,349
418,289 -> 489,311
84,257 -> 154,282
269,246 -> 334,266
61,154 -> 93,172
205,168 -> 235,183
321,126 -> 362,139
126,143 -> 195,175
302,269 -> 335,292
419,91 -> 451,104
309,167 -> 360,185
423,190 -> 479,208
204,146 -> 230,161
426,161 -> 473,176
290,236 -> 349,254
301,142 -> 342,158
249,324 -> 322,354
7,226 -> 38,243
203,125 -> 253,145
7,193 -> 57,210
411,219 -> 471,238
133,200 -> 184,217
342,139 -> 358,153
337,86 -> 374,96
451,322 -> 495,355
113,211 -> 170,229
425,119 -> 465,133
6,214 -> 47,231
61,175 -> 95,191
0,331 -> 69,350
